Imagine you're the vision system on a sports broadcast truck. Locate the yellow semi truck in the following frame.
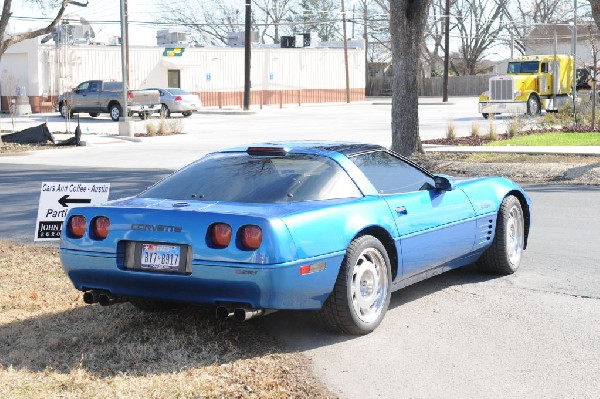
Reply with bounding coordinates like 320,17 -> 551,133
478,54 -> 574,118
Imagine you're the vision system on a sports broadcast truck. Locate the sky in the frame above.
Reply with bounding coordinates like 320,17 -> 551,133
9,0 -> 168,46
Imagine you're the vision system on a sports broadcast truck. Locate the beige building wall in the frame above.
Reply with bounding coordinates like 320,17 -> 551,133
1,39 -> 365,112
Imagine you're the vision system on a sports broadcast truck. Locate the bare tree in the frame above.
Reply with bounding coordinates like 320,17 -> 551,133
453,0 -> 508,75
158,1 -> 243,46
0,0 -> 72,59
287,0 -> 340,42
390,0 -> 432,156
423,0 -> 451,77
365,0 -> 393,63
253,0 -> 297,44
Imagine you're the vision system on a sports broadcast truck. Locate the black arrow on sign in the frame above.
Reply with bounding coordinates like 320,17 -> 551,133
58,195 -> 92,208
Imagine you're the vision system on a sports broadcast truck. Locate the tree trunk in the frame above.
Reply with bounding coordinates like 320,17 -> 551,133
389,0 -> 431,156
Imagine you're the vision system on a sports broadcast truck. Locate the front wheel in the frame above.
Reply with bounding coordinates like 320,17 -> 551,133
138,111 -> 152,120
526,95 -> 540,116
318,235 -> 391,334
160,104 -> 170,118
109,103 -> 122,121
477,195 -> 525,275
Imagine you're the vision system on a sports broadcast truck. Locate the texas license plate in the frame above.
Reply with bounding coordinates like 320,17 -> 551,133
140,243 -> 180,271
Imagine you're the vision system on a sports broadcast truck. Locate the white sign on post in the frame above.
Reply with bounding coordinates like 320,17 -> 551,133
35,182 -> 110,241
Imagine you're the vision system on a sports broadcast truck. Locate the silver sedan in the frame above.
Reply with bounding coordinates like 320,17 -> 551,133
147,88 -> 201,117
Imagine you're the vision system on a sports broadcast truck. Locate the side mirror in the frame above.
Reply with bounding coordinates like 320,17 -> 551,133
433,175 -> 453,191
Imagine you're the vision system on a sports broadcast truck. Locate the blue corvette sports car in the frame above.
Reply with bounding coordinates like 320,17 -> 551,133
60,142 -> 531,334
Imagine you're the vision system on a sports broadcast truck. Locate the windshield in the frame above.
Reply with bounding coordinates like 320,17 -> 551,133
507,61 -> 539,74
140,153 -> 362,203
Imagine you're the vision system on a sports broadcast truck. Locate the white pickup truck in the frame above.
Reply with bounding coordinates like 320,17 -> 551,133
57,80 -> 161,121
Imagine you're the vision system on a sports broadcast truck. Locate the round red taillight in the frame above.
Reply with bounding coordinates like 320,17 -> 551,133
92,216 -> 110,239
174,95 -> 182,101
240,225 -> 262,250
210,223 -> 232,248
68,215 -> 87,238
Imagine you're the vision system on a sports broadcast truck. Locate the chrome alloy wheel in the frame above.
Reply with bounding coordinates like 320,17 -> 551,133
351,247 -> 389,324
505,203 -> 524,266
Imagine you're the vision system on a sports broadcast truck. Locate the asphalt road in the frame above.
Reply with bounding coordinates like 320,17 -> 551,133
0,165 -> 598,398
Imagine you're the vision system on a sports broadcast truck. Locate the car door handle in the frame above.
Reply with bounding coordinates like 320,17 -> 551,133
395,206 -> 407,216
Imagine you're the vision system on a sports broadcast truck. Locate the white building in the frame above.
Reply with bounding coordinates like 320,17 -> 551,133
1,38 -> 365,113
523,24 -> 599,66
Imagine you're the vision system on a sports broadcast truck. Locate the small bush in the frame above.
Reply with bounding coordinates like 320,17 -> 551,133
165,118 -> 183,134
471,121 -> 480,137
145,121 -> 158,136
145,117 -> 184,136
506,116 -> 521,138
487,119 -> 497,140
446,121 -> 457,140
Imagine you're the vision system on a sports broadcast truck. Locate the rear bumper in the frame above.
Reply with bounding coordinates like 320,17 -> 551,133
61,249 -> 343,309
168,102 -> 201,113
129,104 -> 161,113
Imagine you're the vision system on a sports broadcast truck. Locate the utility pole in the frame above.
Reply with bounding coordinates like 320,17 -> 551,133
363,4 -> 368,96
243,0 -> 251,110
119,0 -> 133,136
442,0 -> 450,102
341,0 -> 351,103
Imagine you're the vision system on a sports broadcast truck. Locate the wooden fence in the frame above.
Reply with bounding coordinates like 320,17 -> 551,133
369,74 -> 492,97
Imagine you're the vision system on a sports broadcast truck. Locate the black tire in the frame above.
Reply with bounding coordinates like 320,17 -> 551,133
160,104 -> 170,118
59,103 -> 73,119
182,111 -> 192,117
129,297 -> 181,312
482,113 -> 489,119
477,195 -> 525,275
318,235 -> 392,335
138,111 -> 152,120
109,103 -> 122,121
526,95 -> 540,116
89,112 -> 99,117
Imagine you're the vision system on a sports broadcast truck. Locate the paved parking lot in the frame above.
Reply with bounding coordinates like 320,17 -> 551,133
2,96 -> 513,169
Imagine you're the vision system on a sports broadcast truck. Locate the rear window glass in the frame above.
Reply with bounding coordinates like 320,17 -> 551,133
103,82 -> 122,91
166,88 -> 188,95
140,153 -> 362,203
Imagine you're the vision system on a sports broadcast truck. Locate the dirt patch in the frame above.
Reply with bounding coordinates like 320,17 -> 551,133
411,152 -> 600,185
0,241 -> 335,399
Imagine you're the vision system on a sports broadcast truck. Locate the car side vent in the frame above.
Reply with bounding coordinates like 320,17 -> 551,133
476,219 -> 495,246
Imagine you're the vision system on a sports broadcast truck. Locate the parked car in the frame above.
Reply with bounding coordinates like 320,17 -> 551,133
57,80 -> 161,121
145,88 -> 201,117
60,142 -> 531,334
